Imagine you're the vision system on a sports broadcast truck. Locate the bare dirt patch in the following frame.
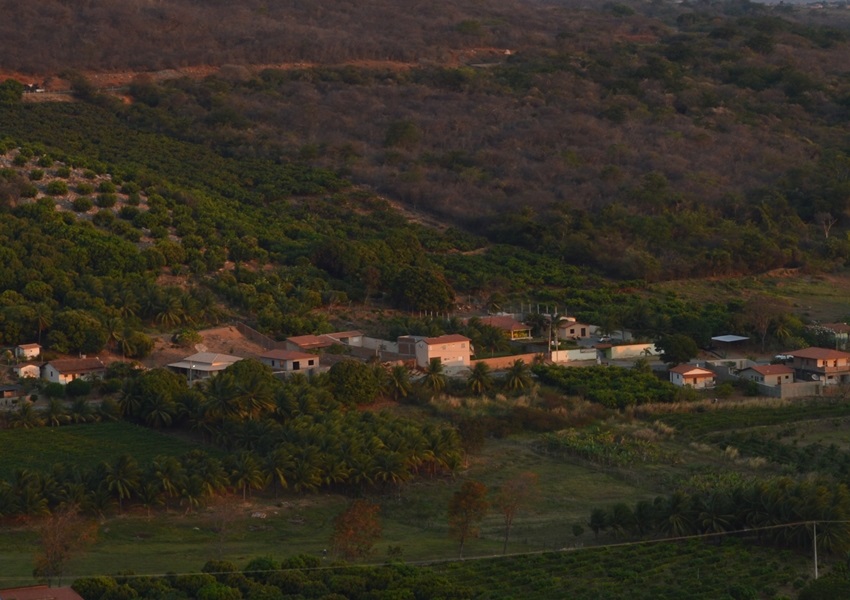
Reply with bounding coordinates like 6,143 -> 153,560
142,325 -> 271,369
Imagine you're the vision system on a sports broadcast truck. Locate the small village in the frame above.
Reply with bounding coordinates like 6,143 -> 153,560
4,313 -> 850,406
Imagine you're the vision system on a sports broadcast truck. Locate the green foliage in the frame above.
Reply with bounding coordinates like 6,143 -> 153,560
656,333 -> 699,364
45,180 -> 68,195
534,364 -> 676,408
537,426 -> 670,466
0,79 -> 23,104
328,360 -> 381,406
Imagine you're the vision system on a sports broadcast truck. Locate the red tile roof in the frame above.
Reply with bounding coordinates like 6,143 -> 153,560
479,316 -> 530,332
786,347 -> 850,360
45,357 -> 105,374
423,334 -> 471,345
744,365 -> 794,376
0,586 -> 84,600
260,349 -> 316,361
669,364 -> 714,377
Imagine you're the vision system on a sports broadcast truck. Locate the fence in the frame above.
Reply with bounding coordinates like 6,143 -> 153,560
233,321 -> 287,350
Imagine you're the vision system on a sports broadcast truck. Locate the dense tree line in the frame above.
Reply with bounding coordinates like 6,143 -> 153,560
589,477 -> 850,557
0,361 -> 462,519
72,555 -> 474,600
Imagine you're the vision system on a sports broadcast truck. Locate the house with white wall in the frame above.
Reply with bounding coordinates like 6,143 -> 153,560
259,349 -> 318,373
669,364 -> 715,389
42,357 -> 106,384
414,334 -> 471,368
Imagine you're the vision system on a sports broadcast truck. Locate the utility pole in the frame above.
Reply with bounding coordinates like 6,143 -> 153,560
813,521 -> 818,580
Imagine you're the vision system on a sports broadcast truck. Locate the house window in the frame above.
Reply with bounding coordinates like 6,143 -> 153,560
293,361 -> 301,371
308,359 -> 315,366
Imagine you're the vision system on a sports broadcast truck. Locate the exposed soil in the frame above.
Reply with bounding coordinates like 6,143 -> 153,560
141,325 -> 271,370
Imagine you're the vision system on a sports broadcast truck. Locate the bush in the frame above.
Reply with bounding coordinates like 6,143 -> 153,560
66,378 -> 93,397
98,180 -> 117,193
29,169 -> 44,181
97,193 -> 117,208
37,155 -> 53,167
76,182 -> 95,194
72,196 -> 94,212
46,180 -> 68,195
92,209 -> 115,227
56,166 -> 71,178
43,382 -> 66,398
12,154 -> 28,166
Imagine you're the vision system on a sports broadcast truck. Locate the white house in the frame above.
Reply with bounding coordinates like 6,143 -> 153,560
259,349 -> 318,373
15,343 -> 41,360
168,352 -> 241,383
669,364 -> 715,389
414,334 -> 471,368
739,364 -> 794,387
43,357 -> 106,385
13,363 -> 40,379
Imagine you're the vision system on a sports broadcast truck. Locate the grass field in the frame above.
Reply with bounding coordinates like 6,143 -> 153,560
652,272 -> 850,322
0,422 -> 218,481
0,400 -> 845,591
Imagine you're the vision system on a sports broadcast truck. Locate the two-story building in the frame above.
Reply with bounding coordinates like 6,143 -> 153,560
785,347 -> 850,385
414,334 -> 471,368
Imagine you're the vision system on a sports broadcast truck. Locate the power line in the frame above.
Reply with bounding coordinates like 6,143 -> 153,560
7,519 -> 844,584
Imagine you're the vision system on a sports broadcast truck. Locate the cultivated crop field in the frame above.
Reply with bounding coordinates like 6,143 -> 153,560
0,422 -> 214,481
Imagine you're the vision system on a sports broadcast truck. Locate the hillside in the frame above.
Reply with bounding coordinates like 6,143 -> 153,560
5,1 -> 850,284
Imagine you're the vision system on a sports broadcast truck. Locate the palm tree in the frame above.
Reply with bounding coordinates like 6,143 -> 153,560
69,397 -> 95,424
201,373 -> 239,423
9,402 -> 44,429
155,291 -> 184,328
265,447 -> 294,497
467,362 -> 493,396
384,365 -> 413,401
228,451 -> 266,500
33,302 -> 53,345
150,456 -> 186,510
142,393 -> 176,429
42,398 -> 68,427
104,455 -> 140,511
421,358 -> 446,396
103,315 -> 125,356
504,359 -> 532,393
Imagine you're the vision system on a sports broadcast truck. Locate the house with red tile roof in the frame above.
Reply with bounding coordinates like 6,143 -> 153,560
785,347 -> 850,384
42,357 -> 106,385
669,364 -> 715,389
414,334 -> 471,368
478,316 -> 532,340
739,364 -> 794,386
285,331 -> 363,352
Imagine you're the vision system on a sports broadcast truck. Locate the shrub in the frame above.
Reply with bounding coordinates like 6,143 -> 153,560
92,209 -> 115,227
29,169 -> 44,181
43,382 -> 66,398
12,154 -> 28,166
56,166 -> 71,178
76,182 -> 95,195
72,197 -> 94,212
46,180 -> 68,195
98,180 -> 117,193
66,378 -> 93,397
37,155 -> 53,167
97,193 -> 117,208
